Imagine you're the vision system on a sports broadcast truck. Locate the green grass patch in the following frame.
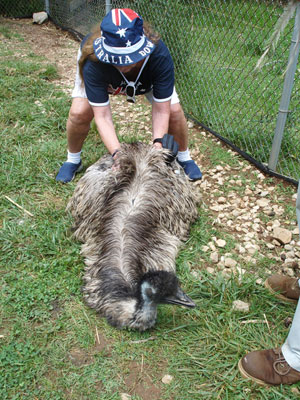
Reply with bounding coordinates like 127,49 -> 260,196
1,21 -> 300,400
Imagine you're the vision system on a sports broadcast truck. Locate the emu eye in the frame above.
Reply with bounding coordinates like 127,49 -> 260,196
145,288 -> 154,299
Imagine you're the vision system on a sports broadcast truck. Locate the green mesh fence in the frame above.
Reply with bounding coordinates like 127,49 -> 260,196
1,0 -> 299,183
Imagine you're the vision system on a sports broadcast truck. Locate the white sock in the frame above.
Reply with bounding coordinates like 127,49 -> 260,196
177,149 -> 192,162
67,150 -> 81,164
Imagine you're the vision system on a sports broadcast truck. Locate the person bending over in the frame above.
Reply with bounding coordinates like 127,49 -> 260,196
56,8 -> 202,183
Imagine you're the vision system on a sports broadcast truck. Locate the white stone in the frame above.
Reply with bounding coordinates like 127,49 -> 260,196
286,251 -> 295,258
208,241 -> 217,251
285,268 -> 295,277
162,375 -> 173,384
120,393 -> 132,400
272,227 -> 292,244
293,227 -> 299,235
217,197 -> 227,204
191,270 -> 201,279
284,258 -> 295,265
210,205 -> 222,212
232,300 -> 250,312
266,243 -> 275,250
210,252 -> 219,264
201,245 -> 210,252
206,267 -> 215,274
259,191 -> 269,197
33,11 -> 48,24
257,198 -> 270,207
216,239 -> 226,248
224,258 -> 237,268
284,244 -> 293,251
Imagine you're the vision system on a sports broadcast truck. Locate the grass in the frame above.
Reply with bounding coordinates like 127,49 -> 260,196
1,20 -> 300,400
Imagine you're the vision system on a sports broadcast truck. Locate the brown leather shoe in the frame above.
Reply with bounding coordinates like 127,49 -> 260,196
238,348 -> 300,386
265,275 -> 300,304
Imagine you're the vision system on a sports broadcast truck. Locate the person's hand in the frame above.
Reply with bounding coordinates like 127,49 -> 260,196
153,141 -> 162,150
153,134 -> 179,164
111,149 -> 120,170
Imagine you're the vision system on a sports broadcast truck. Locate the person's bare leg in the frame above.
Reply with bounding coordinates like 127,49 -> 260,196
56,98 -> 94,182
67,97 -> 94,152
168,103 -> 188,151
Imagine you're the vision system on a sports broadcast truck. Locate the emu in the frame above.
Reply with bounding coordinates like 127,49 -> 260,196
67,142 -> 200,331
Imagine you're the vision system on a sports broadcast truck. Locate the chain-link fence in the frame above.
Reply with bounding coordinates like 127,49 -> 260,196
1,0 -> 299,184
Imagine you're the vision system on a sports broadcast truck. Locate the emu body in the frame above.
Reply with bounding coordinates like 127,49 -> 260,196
67,142 -> 199,331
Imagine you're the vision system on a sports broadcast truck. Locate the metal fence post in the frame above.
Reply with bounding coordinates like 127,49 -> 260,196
44,0 -> 50,15
268,3 -> 300,171
297,181 -> 300,240
105,0 -> 111,15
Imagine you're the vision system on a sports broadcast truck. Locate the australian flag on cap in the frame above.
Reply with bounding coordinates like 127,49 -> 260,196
93,8 -> 155,66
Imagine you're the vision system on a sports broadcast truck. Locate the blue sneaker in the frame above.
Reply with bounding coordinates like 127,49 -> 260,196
178,160 -> 202,181
56,161 -> 83,183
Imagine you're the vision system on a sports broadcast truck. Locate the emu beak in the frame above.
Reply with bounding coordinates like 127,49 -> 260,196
163,288 -> 196,308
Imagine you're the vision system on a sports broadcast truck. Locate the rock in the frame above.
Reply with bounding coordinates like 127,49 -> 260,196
282,267 -> 294,277
284,316 -> 293,328
208,241 -> 217,251
245,244 -> 258,255
162,375 -> 173,384
273,205 -> 284,215
210,205 -> 222,212
286,251 -> 295,259
293,227 -> 299,235
216,239 -> 226,248
120,393 -> 131,400
217,197 -> 226,204
257,198 -> 270,207
191,270 -> 201,279
237,245 -> 246,254
201,245 -> 210,252
224,258 -> 237,268
33,11 -> 48,24
264,209 -> 275,216
291,387 -> 300,396
259,191 -> 269,197
272,227 -> 292,244
210,252 -> 219,264
266,243 -> 275,250
284,258 -> 295,266
232,300 -> 249,312
206,267 -> 215,274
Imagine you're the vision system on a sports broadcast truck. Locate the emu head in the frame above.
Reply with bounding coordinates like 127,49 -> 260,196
140,271 -> 196,308
130,270 -> 195,331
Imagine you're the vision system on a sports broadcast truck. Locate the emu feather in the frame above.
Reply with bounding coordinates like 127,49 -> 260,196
67,142 -> 200,331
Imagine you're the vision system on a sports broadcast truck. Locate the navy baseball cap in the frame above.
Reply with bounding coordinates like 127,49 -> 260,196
93,8 -> 155,66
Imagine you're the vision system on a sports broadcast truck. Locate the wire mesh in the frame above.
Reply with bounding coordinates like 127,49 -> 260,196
1,0 -> 299,182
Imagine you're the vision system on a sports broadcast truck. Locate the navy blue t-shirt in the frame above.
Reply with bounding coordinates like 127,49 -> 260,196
82,39 -> 174,106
